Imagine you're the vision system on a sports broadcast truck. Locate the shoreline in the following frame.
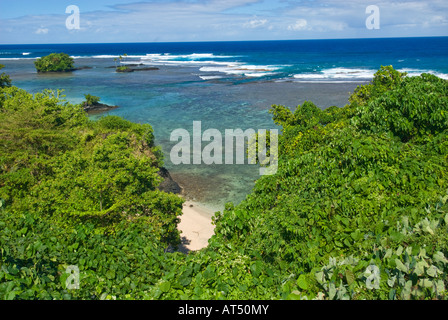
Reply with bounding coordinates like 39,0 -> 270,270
158,166 -> 218,253
177,200 -> 216,253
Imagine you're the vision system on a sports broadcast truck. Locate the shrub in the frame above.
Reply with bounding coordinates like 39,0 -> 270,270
34,53 -> 75,73
84,94 -> 101,106
0,64 -> 11,88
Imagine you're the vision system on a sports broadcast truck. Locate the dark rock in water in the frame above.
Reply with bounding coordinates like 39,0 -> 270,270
157,167 -> 182,194
74,66 -> 93,71
83,103 -> 119,114
122,63 -> 144,67
133,67 -> 159,71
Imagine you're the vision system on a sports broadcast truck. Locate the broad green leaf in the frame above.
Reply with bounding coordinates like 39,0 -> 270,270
315,271 -> 325,284
287,290 -> 302,300
436,280 -> 445,294
297,274 -> 308,290
420,278 -> 433,288
426,265 -> 439,277
159,281 -> 171,293
433,251 -> 448,264
388,288 -> 396,300
414,261 -> 428,276
345,269 -> 355,286
179,276 -> 192,287
328,283 -> 336,300
395,259 -> 408,273
337,283 -> 349,300
106,269 -> 116,280
401,280 -> 412,300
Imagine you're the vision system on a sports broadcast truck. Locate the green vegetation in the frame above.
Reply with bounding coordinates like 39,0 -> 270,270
1,66 -> 447,300
114,54 -> 131,72
208,66 -> 448,300
0,85 -> 182,299
83,94 -> 101,106
0,65 -> 11,88
116,66 -> 131,73
34,53 -> 75,73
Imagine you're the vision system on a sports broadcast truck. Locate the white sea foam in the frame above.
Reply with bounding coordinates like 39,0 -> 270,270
141,53 -> 235,62
199,75 -> 223,80
433,72 -> 448,80
294,68 -> 376,82
245,72 -> 277,77
0,57 -> 36,61
70,52 -> 282,78
200,63 -> 281,78
72,54 -> 148,59
136,52 -> 283,78
22,52 -> 31,56
293,67 -> 448,82
92,55 -> 124,59
397,68 -> 448,80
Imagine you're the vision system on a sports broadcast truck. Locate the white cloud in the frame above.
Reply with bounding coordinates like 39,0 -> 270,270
0,0 -> 447,43
244,18 -> 268,28
35,26 -> 49,34
287,19 -> 308,31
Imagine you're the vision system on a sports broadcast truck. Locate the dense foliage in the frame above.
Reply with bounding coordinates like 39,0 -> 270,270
1,66 -> 447,300
34,53 -> 75,73
0,85 -> 185,299
208,66 -> 448,299
0,65 -> 11,88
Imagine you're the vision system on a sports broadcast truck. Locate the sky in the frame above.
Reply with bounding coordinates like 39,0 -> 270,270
0,0 -> 447,44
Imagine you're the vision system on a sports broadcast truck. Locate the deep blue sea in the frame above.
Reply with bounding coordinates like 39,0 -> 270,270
1,37 -> 447,211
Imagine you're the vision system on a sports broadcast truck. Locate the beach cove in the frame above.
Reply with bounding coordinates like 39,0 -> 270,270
1,38 -> 448,252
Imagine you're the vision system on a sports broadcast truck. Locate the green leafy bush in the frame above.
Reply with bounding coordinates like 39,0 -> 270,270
353,71 -> 448,142
116,66 -> 131,72
0,209 -> 180,300
84,94 -> 101,105
209,66 -> 448,299
34,53 -> 75,73
0,64 -> 11,88
0,84 -> 180,240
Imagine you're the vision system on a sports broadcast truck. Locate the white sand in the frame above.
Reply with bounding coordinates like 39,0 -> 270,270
177,201 -> 216,253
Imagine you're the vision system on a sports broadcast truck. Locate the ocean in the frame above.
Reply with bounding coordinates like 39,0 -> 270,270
1,37 -> 448,211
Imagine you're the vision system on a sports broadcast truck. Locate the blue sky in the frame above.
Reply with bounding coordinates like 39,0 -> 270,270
0,0 -> 447,44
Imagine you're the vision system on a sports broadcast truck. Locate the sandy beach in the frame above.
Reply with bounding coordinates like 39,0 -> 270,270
177,200 -> 216,253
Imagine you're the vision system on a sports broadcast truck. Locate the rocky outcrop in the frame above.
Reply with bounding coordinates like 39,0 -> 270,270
107,64 -> 160,72
74,66 -> 93,71
157,167 -> 182,194
83,102 -> 119,114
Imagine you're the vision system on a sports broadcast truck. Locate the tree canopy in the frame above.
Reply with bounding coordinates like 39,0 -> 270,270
34,53 -> 75,73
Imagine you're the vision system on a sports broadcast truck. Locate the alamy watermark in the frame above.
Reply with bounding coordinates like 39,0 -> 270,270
66,5 -> 80,30
169,121 -> 278,175
365,5 -> 380,30
65,265 -> 80,289
364,264 -> 381,289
